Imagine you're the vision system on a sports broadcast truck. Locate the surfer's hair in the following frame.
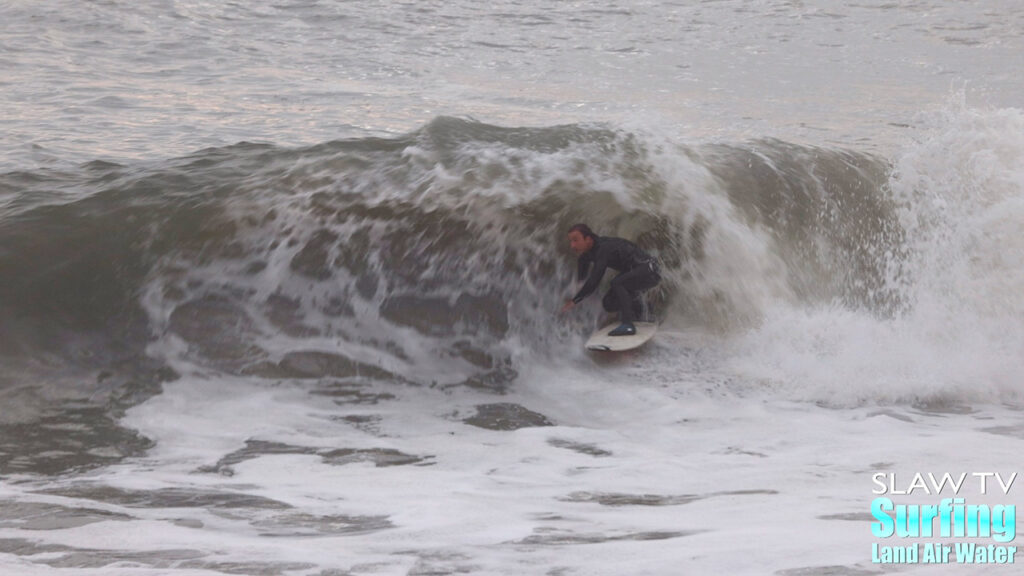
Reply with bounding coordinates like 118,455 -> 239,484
568,223 -> 596,240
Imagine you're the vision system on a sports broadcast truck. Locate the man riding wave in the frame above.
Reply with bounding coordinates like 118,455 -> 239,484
561,223 -> 661,336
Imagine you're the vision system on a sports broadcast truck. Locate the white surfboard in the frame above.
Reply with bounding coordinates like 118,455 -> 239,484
585,321 -> 658,352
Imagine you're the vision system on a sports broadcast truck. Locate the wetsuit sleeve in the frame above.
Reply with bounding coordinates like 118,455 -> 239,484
572,250 -> 607,303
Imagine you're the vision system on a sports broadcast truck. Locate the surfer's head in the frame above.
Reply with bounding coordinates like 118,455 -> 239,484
567,223 -> 596,255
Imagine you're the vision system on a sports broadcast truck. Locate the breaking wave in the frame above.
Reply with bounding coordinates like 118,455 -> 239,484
1,107 -> 1020,454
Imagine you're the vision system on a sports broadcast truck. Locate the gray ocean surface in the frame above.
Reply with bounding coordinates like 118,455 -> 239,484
4,0 -> 1023,169
2,2 -> 1024,575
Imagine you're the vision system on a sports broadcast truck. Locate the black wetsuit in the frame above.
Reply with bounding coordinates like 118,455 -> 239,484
572,236 -> 660,323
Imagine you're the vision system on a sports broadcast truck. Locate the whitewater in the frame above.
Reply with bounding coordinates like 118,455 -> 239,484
1,2 -> 1023,575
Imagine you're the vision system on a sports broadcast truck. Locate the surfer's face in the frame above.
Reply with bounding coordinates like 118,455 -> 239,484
568,230 -> 593,255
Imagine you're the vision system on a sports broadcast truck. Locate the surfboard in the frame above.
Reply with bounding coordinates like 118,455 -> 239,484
585,321 -> 658,352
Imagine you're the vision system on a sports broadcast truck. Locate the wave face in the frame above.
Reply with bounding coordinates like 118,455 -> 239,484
5,110 -> 1023,471
1,118 -> 896,382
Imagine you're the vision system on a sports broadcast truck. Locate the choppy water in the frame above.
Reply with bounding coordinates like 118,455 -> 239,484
2,2 -> 1024,575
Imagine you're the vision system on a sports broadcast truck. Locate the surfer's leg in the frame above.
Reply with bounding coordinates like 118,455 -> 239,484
609,265 -> 660,324
598,279 -> 637,336
601,290 -> 620,313
609,277 -> 637,324
630,294 -> 644,321
600,289 -> 636,336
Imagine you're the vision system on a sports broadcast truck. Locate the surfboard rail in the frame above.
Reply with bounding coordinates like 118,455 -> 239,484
585,321 -> 658,352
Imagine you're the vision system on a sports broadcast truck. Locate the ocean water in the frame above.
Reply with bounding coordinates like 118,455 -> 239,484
2,1 -> 1023,575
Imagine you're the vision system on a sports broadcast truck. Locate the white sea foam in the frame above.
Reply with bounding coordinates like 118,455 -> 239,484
725,103 -> 1024,406
1,348 -> 1018,575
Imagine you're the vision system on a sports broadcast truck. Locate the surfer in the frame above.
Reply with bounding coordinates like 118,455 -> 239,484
561,223 -> 661,336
